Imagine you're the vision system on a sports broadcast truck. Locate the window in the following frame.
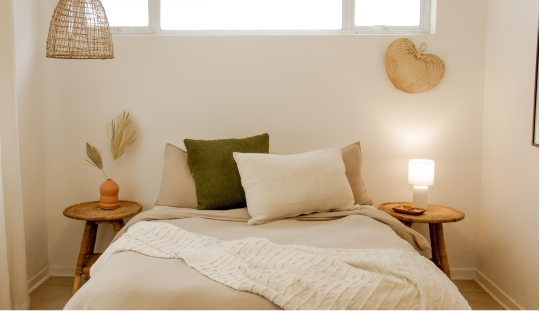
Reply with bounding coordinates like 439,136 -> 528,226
161,0 -> 342,30
355,0 -> 420,26
101,0 -> 433,35
101,0 -> 149,27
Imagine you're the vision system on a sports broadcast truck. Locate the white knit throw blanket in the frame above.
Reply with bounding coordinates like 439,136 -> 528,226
101,222 -> 470,310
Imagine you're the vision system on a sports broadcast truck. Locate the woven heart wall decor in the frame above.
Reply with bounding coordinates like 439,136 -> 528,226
385,38 -> 446,94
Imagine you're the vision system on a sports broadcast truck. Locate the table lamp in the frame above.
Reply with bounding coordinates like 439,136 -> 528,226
408,159 -> 435,209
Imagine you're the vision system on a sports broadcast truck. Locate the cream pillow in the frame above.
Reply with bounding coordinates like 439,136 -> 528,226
233,148 -> 355,225
155,144 -> 198,208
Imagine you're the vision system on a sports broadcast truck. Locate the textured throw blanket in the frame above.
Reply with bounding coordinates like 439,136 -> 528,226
99,221 -> 470,310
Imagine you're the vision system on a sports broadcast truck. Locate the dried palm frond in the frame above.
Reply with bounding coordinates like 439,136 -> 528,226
107,111 -> 137,161
86,142 -> 108,179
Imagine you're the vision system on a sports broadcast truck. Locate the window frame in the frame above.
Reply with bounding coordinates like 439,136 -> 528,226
109,0 -> 433,35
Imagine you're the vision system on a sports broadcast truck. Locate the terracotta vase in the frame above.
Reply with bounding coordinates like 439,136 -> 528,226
99,179 -> 119,210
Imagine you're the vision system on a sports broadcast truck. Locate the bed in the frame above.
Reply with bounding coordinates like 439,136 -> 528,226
64,206 -> 468,310
65,139 -> 469,309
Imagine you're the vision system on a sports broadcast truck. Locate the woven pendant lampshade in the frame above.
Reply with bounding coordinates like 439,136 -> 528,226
46,0 -> 114,59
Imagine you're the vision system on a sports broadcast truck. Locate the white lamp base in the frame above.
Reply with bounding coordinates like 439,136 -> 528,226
412,186 -> 428,209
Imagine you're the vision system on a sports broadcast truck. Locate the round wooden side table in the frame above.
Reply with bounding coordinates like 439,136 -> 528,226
378,202 -> 465,279
63,200 -> 142,295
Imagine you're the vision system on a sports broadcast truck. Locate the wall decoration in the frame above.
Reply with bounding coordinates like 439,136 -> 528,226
385,38 -> 445,94
532,31 -> 539,147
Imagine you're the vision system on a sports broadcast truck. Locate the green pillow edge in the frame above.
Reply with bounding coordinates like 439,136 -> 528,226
184,133 -> 270,210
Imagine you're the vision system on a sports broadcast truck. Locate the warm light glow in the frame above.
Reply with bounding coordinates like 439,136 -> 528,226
408,159 -> 435,186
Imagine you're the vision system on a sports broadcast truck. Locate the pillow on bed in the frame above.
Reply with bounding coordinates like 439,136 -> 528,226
155,143 -> 198,208
341,142 -> 372,206
233,148 -> 355,225
185,133 -> 270,210
155,140 -> 371,209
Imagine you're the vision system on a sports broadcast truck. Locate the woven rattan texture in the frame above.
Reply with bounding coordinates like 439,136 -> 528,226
63,200 -> 142,221
46,0 -> 114,59
385,38 -> 445,94
378,202 -> 465,224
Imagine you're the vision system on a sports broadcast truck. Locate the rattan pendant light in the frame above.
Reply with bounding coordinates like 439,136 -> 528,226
46,0 -> 114,59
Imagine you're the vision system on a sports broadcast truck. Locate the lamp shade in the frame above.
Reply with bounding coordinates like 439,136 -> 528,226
46,0 -> 114,59
408,159 -> 435,186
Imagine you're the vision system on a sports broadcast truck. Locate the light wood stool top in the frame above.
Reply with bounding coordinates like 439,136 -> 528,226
378,202 -> 465,279
63,200 -> 142,221
378,202 -> 465,224
63,200 -> 142,295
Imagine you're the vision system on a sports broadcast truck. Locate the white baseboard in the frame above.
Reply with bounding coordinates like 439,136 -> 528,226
49,266 -> 76,277
27,266 -> 49,293
450,268 -> 476,280
475,270 -> 523,310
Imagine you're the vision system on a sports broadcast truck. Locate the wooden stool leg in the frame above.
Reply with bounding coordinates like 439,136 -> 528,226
429,223 -> 440,267
430,224 -> 452,279
112,219 -> 125,235
72,276 -> 81,295
87,222 -> 98,254
403,221 -> 413,228
83,223 -> 98,281
73,221 -> 93,295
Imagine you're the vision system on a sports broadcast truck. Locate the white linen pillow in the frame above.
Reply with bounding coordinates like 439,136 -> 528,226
233,148 -> 355,225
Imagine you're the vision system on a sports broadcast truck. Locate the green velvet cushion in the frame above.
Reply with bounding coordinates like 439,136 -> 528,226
184,133 -> 270,210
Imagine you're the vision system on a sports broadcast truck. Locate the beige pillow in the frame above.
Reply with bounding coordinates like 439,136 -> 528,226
155,141 -> 372,209
233,148 -> 355,225
155,143 -> 198,208
341,142 -> 372,206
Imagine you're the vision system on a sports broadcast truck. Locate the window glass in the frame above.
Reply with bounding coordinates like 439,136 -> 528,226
354,0 -> 420,26
101,0 -> 149,27
161,0 -> 342,30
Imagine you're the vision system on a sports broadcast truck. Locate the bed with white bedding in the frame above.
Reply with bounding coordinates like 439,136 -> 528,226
65,140 -> 469,309
64,206 -> 469,310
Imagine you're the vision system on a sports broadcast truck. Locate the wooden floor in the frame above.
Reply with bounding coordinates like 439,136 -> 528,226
30,277 -> 504,310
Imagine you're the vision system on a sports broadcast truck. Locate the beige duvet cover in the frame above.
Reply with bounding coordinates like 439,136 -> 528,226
65,207 -> 432,310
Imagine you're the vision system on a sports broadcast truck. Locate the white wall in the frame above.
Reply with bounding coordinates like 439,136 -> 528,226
478,0 -> 539,309
12,0 -> 49,287
0,0 -> 32,307
39,0 -> 487,274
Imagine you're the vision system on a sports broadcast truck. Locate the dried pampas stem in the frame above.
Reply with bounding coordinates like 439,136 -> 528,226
107,111 -> 137,161
86,142 -> 108,179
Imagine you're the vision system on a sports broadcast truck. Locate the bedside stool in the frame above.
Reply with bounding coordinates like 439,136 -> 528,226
63,200 -> 142,295
378,202 -> 465,279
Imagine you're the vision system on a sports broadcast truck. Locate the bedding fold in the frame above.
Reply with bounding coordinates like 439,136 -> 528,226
112,205 -> 431,252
